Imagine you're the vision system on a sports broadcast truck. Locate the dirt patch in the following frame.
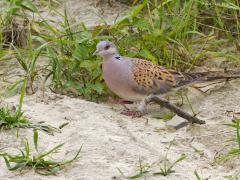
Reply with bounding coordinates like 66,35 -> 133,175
65,0 -> 129,27
0,79 -> 240,180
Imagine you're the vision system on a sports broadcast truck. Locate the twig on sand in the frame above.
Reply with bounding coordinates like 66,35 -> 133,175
145,95 -> 206,125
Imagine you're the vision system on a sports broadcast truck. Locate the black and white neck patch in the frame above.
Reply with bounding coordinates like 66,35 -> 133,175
115,56 -> 121,60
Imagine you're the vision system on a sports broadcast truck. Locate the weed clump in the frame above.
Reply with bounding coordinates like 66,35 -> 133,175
0,80 -> 60,135
0,130 -> 82,175
0,106 -> 60,135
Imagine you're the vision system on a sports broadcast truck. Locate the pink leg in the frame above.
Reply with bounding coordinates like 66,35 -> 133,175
120,110 -> 142,118
107,97 -> 141,118
107,97 -> 133,104
108,97 -> 133,110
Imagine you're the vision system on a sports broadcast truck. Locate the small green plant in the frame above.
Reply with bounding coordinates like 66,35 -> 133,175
0,80 -> 60,135
218,118 -> 240,162
0,106 -> 52,131
0,106 -> 60,134
118,142 -> 186,179
0,130 -> 82,175
0,106 -> 27,129
225,175 -> 240,180
126,159 -> 151,179
149,141 -> 187,177
153,153 -> 186,176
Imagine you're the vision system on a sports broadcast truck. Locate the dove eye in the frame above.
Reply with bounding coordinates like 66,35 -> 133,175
104,45 -> 110,50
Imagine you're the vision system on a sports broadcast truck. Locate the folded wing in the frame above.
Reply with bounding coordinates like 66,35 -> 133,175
130,58 -> 205,95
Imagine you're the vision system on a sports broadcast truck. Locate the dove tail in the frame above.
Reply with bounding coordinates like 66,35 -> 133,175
177,71 -> 240,87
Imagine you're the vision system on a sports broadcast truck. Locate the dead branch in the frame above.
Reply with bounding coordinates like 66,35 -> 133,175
145,95 -> 206,125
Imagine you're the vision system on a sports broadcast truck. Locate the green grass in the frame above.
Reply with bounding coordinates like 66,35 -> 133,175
218,118 -> 240,162
224,175 -> 240,180
118,142 -> 186,179
1,0 -> 240,100
0,106 -> 60,135
0,80 -> 60,135
153,153 -> 186,177
0,130 -> 82,175
126,159 -> 151,179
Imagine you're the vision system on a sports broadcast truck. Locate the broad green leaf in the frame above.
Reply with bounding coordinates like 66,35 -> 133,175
130,0 -> 148,18
20,0 -> 38,12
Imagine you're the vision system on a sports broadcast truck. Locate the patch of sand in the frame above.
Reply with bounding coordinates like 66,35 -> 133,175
0,79 -> 240,179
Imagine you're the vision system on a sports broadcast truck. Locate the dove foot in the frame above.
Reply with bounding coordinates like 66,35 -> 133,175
120,110 -> 142,118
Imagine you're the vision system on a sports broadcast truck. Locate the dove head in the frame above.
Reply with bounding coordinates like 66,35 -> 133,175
93,41 -> 119,58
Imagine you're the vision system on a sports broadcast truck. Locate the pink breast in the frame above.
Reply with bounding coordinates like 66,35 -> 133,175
102,59 -> 144,101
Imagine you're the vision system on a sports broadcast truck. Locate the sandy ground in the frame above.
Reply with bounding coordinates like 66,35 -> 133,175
1,0 -> 240,179
37,0 -> 129,28
0,80 -> 240,180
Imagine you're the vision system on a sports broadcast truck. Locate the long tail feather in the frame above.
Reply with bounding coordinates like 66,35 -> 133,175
177,71 -> 240,87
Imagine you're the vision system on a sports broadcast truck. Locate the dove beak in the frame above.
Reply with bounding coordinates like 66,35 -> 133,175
93,50 -> 99,56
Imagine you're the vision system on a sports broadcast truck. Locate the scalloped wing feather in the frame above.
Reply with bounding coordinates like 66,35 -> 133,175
129,58 -> 202,95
